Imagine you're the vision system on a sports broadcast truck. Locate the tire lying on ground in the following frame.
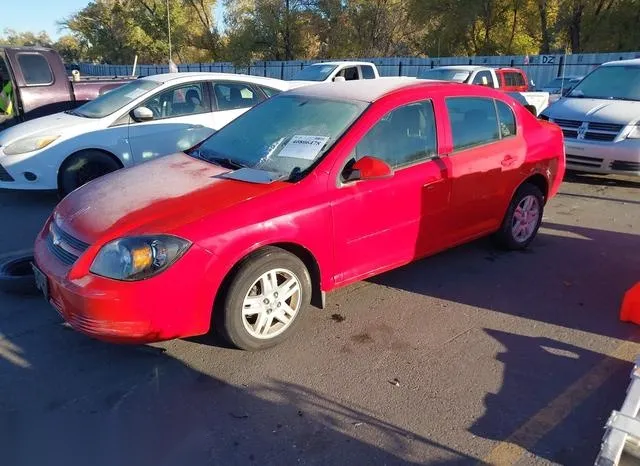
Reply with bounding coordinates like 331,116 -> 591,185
0,251 -> 39,295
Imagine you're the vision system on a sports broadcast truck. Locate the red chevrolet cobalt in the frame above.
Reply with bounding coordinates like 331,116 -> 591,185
33,79 -> 565,350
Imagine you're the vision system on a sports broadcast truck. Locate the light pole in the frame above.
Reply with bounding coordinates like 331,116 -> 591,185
167,0 -> 172,63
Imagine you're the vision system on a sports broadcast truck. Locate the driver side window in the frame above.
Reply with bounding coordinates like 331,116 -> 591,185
354,100 -> 437,169
142,82 -> 210,120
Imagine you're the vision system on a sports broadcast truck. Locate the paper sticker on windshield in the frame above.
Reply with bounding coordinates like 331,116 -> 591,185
124,88 -> 148,100
277,135 -> 330,160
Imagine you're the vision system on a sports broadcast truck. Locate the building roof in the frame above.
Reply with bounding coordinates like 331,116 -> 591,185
286,77 -> 450,103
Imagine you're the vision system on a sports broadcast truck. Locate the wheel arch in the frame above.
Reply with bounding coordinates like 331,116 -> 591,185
213,242 -> 325,319
56,148 -> 124,189
521,172 -> 549,203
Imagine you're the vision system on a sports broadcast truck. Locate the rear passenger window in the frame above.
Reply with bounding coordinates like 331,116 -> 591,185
355,101 -> 437,169
361,66 -> 376,79
496,100 -> 516,138
446,97 -> 500,151
17,54 -> 53,85
214,82 -> 261,110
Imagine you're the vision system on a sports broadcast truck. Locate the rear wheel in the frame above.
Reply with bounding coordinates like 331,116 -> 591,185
494,183 -> 544,250
215,247 -> 311,351
58,150 -> 121,197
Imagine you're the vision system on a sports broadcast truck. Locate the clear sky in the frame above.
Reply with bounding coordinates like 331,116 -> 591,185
0,1 -> 226,40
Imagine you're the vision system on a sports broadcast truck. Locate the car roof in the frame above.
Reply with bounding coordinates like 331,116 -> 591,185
602,58 -> 640,67
139,72 -> 290,88
431,65 -> 485,72
286,77 -> 460,103
306,61 -> 374,67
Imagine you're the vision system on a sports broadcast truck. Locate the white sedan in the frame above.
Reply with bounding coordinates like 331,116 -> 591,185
0,72 -> 291,195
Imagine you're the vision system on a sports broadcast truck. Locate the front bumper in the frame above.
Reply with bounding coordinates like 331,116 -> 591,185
564,139 -> 640,176
0,147 -> 59,190
33,229 -> 221,343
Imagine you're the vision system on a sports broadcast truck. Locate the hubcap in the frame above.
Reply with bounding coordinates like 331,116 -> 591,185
242,268 -> 302,340
511,194 -> 540,243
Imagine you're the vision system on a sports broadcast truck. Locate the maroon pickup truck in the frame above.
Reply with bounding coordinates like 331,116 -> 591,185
0,46 -> 134,130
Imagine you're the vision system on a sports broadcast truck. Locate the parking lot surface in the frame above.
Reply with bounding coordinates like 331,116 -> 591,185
1,173 -> 639,466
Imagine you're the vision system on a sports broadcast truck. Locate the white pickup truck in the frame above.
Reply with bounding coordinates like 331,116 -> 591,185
419,65 -> 550,116
289,61 -> 380,84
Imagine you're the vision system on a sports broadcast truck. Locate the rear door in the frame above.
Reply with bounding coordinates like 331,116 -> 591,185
442,96 -> 523,241
127,81 -> 214,163
211,81 -> 265,127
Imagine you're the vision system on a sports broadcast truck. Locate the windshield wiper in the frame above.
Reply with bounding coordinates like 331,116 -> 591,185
206,156 -> 247,170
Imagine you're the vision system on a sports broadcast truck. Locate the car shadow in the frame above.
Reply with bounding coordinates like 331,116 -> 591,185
563,171 -> 640,189
371,221 -> 640,340
0,306 -> 477,466
469,329 -> 633,464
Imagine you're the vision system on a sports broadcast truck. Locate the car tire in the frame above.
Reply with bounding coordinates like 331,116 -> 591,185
0,251 -> 38,295
494,183 -> 545,250
215,247 -> 312,351
58,150 -> 121,197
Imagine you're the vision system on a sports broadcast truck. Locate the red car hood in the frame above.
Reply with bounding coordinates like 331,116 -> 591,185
54,153 -> 288,243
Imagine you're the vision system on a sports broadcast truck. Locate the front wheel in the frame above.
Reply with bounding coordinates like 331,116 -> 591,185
215,247 -> 312,351
58,150 -> 121,197
494,183 -> 544,250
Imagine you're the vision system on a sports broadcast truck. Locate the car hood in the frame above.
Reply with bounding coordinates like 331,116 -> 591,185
545,97 -> 640,125
53,153 -> 289,244
0,111 -> 95,145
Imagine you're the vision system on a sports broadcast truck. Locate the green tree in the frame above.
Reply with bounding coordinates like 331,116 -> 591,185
0,29 -> 53,47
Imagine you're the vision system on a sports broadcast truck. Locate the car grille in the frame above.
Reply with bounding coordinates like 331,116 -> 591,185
0,163 -> 14,181
611,160 -> 640,172
553,119 -> 623,142
566,154 -> 604,168
46,222 -> 89,265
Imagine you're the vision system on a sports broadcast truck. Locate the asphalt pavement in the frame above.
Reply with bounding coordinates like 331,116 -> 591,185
1,172 -> 639,466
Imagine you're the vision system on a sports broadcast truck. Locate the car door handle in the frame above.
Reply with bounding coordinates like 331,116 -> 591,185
501,155 -> 516,167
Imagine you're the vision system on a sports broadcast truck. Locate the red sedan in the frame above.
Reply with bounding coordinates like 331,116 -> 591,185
33,79 -> 565,350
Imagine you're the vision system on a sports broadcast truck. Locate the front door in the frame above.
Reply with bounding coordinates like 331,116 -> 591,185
128,81 -> 215,163
443,96 -> 521,242
331,99 -> 450,286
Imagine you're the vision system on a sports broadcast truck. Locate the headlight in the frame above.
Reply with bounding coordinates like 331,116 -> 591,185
90,235 -> 191,281
3,135 -> 60,155
626,124 -> 640,139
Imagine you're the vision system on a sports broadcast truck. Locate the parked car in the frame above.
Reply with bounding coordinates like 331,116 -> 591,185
289,61 -> 380,84
540,58 -> 640,176
33,79 -> 565,350
538,75 -> 583,103
0,72 -> 291,195
0,46 -> 133,129
418,65 -> 550,116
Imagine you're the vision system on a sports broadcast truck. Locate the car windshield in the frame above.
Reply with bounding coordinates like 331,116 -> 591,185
193,94 -> 367,179
70,79 -> 160,118
291,64 -> 338,81
418,69 -> 471,83
544,77 -> 581,88
568,65 -> 640,101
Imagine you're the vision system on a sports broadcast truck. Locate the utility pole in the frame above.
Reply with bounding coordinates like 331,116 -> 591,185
167,0 -> 172,63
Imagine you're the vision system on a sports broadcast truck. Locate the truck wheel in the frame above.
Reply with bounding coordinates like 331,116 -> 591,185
215,247 -> 312,351
58,150 -> 121,197
494,183 -> 544,250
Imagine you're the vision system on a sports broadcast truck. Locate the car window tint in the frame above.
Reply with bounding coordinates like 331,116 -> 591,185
214,82 -> 260,110
143,82 -> 210,119
446,97 -> 500,151
361,66 -> 376,79
260,86 -> 281,98
17,54 -> 53,85
355,101 -> 437,169
496,100 -> 516,138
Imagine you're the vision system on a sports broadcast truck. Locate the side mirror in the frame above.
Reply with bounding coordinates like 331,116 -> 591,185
344,156 -> 393,182
131,106 -> 154,122
333,76 -> 346,82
